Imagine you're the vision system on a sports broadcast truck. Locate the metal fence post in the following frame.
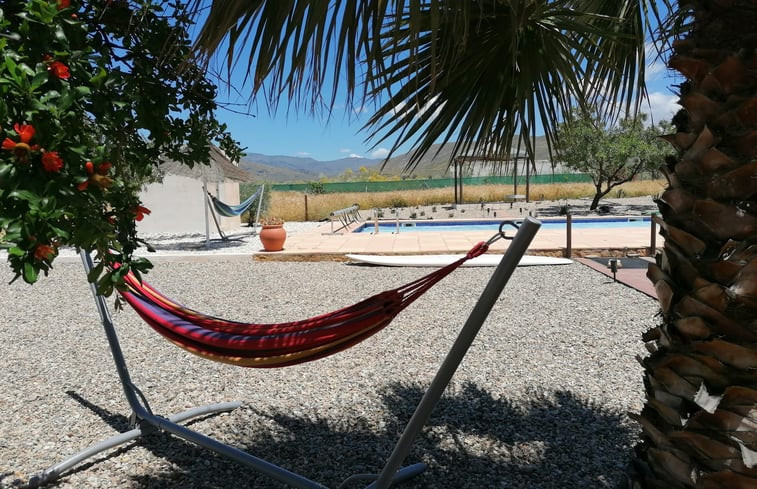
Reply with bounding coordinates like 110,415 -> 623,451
650,215 -> 657,256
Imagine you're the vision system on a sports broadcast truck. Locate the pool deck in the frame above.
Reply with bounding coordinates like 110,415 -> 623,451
575,257 -> 657,299
259,217 -> 662,299
265,217 -> 664,259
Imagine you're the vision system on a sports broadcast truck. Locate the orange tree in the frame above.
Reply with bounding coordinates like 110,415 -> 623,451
0,0 -> 240,294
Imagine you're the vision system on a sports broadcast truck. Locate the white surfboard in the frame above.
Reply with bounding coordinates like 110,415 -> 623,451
345,254 -> 573,267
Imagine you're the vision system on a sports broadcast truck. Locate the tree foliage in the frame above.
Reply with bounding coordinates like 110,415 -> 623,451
0,0 -> 240,293
556,110 -> 672,209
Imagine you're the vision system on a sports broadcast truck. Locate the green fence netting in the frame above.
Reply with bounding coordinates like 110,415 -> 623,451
270,173 -> 591,194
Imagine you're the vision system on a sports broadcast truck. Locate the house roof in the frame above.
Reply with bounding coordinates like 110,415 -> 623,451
159,146 -> 254,183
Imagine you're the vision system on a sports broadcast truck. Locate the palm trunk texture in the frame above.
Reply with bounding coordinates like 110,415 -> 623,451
629,1 -> 757,488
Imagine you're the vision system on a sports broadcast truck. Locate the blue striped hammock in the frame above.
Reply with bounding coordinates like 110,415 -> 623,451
208,186 -> 263,217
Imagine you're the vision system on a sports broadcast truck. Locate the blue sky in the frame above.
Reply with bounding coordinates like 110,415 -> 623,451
209,43 -> 682,163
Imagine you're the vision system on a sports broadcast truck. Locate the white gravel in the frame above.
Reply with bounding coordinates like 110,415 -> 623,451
0,250 -> 657,488
40,221 -> 323,260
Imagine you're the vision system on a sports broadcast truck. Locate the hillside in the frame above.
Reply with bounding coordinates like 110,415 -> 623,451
239,153 -> 381,182
238,136 -> 553,182
377,137 -> 553,177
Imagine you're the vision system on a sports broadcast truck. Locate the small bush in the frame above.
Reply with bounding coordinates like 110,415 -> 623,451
306,182 -> 325,194
389,197 -> 409,208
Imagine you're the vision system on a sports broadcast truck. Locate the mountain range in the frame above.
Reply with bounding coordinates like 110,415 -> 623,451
238,153 -> 381,182
238,137 -> 552,182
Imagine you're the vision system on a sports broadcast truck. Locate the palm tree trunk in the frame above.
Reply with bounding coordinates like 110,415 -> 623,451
630,1 -> 757,487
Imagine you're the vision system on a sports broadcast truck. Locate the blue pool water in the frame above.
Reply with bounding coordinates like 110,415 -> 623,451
354,216 -> 651,233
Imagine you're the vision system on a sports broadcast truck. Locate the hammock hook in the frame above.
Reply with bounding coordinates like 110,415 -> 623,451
484,220 -> 521,247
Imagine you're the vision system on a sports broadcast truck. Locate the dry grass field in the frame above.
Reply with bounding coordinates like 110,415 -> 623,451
268,180 -> 666,222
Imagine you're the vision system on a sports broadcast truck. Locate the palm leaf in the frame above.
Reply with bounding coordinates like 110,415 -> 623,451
364,0 -> 649,172
191,0 -> 649,173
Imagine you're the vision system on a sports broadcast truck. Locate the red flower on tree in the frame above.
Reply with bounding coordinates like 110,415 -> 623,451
33,244 -> 57,262
134,205 -> 151,221
48,61 -> 71,80
2,123 -> 39,162
77,161 -> 113,190
41,151 -> 64,172
57,0 -> 71,9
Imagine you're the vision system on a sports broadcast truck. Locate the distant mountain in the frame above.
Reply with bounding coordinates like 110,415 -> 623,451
374,143 -> 458,178
239,153 -> 381,182
375,136 -> 553,177
237,136 -> 553,182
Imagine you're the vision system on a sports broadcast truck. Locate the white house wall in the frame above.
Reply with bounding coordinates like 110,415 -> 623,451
137,175 -> 241,235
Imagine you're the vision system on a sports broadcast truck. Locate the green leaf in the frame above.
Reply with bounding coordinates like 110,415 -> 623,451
3,221 -> 22,238
48,225 -> 69,239
30,70 -> 48,91
0,162 -> 15,179
89,67 -> 107,86
87,261 -> 104,283
7,246 -> 24,257
54,24 -> 67,43
8,189 -> 39,202
23,261 -> 38,284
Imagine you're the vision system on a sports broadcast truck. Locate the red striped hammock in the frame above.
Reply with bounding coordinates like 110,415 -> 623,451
120,242 -> 491,368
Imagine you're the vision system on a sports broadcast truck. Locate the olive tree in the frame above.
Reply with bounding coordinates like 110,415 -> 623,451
556,111 -> 672,209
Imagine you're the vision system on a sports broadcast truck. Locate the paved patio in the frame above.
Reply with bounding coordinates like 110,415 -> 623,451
263,217 -> 664,259
257,216 -> 663,299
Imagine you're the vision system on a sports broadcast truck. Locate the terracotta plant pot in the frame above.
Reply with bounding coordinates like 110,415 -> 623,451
259,224 -> 287,251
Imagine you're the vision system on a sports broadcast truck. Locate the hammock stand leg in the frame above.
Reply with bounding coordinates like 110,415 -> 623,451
251,184 -> 264,236
204,187 -> 230,243
30,251 -> 427,489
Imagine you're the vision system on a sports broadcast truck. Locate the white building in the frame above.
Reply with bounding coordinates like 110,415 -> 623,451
137,146 -> 254,236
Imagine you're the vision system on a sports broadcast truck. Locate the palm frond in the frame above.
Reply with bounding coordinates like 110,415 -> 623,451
191,0 -> 652,175
191,0 -> 406,114
365,0 -> 649,173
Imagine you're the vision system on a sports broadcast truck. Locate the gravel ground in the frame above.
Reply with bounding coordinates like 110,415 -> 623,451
369,195 -> 658,221
0,251 -> 657,488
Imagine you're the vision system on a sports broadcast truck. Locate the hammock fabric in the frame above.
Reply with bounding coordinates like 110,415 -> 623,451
120,242 -> 491,368
209,187 -> 261,217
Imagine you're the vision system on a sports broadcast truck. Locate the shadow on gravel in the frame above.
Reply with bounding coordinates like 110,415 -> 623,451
42,380 -> 636,489
534,202 -> 657,218
144,234 -> 252,252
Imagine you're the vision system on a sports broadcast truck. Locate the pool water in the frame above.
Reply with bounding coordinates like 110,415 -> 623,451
354,216 -> 652,233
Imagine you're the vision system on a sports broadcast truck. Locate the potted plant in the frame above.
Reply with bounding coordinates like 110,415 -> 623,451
259,216 -> 286,251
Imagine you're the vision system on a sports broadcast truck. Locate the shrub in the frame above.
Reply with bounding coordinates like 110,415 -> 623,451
0,0 -> 239,291
306,182 -> 325,194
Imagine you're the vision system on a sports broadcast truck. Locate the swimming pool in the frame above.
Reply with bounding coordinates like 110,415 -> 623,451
353,216 -> 652,233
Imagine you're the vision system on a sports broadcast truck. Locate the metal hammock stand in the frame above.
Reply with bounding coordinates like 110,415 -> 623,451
29,217 -> 541,489
203,184 -> 265,243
